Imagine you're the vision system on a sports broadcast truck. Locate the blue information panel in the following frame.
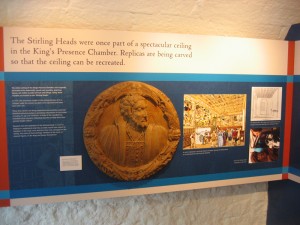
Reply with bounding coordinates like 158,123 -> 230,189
0,27 -> 298,207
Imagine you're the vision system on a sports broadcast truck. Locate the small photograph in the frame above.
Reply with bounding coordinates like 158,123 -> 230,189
249,127 -> 280,163
183,94 -> 247,149
251,87 -> 282,121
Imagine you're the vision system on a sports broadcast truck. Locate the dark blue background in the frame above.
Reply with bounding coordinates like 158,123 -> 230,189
290,82 -> 300,170
72,81 -> 286,186
6,80 -> 286,190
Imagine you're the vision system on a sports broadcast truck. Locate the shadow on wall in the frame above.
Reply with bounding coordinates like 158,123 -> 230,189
267,180 -> 300,225
285,23 -> 300,40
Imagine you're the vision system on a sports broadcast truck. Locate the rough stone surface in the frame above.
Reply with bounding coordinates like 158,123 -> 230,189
0,0 -> 300,39
1,0 -> 300,39
0,184 -> 268,225
1,0 -> 300,224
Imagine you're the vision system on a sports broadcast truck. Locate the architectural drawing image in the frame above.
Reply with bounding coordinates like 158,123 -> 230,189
251,87 -> 282,121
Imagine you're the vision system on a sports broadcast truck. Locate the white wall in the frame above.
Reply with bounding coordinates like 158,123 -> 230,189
1,1 -> 300,224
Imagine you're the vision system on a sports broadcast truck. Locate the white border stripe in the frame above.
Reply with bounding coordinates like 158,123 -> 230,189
288,173 -> 300,183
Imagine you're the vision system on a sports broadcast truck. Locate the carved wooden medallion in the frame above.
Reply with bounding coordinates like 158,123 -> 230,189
83,81 -> 181,180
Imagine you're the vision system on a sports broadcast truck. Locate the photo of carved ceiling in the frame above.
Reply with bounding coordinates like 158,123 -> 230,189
251,87 -> 282,121
184,94 -> 246,128
183,94 -> 247,149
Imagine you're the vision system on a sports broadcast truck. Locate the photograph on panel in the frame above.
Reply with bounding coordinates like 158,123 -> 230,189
249,127 -> 280,163
250,87 -> 282,121
183,94 -> 247,150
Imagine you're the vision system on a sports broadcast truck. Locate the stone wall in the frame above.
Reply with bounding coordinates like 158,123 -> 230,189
1,1 -> 300,224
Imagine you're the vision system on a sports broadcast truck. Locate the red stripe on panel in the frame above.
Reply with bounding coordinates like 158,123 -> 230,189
0,199 -> 10,207
287,41 -> 295,75
282,41 -> 295,179
282,173 -> 289,180
0,81 -> 9,191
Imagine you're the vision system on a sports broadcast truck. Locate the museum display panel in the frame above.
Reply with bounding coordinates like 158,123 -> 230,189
0,27 -> 299,207
289,40 -> 300,183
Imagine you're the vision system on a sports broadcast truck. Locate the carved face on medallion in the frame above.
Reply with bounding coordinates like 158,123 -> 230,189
120,94 -> 149,129
83,81 -> 181,181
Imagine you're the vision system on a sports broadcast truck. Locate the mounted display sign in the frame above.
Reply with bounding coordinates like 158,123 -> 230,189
0,27 -> 299,207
